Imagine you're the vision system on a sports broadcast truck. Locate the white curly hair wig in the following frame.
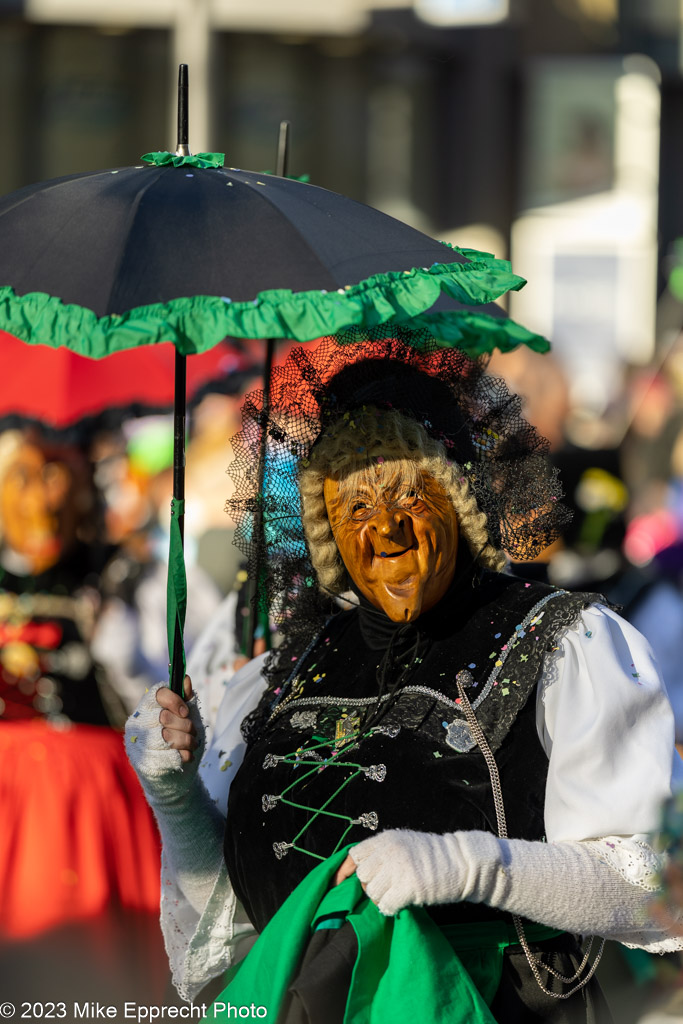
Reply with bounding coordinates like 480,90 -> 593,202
299,406 -> 506,594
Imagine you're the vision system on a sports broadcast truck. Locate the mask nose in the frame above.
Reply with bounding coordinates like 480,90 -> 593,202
372,508 -> 413,547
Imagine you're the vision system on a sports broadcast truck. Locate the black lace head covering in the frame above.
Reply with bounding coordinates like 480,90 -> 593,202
226,325 -> 570,733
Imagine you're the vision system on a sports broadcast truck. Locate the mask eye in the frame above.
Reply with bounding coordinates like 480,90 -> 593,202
350,500 -> 371,521
398,488 -> 420,506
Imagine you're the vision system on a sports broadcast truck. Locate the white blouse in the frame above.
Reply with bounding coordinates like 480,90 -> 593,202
538,603 -> 681,843
162,601 -> 681,1001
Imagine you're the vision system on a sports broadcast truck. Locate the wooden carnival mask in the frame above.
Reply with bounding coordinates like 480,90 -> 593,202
323,461 -> 459,623
1,441 -> 80,573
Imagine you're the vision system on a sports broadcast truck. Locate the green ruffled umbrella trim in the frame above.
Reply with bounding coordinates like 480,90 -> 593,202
0,254 -> 543,358
141,151 -> 311,182
141,151 -> 227,169
393,311 -> 549,357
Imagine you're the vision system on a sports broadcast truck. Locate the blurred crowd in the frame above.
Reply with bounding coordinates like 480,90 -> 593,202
0,386 -> 258,1009
489,340 -> 683,755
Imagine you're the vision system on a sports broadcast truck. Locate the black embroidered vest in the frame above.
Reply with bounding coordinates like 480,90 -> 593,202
224,574 -> 599,931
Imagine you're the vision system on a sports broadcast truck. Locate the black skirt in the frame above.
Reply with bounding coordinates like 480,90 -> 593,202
281,926 -> 613,1024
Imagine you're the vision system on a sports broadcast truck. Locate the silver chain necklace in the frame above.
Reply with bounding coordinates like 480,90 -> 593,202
456,670 -> 604,999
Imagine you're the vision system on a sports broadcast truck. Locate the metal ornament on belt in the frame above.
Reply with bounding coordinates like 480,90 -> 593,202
444,670 -> 477,753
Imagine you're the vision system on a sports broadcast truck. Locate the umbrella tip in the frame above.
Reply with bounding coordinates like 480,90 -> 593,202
176,64 -> 191,157
276,120 -> 290,178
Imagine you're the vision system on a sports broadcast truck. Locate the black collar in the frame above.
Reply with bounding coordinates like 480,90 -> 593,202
354,549 -> 480,650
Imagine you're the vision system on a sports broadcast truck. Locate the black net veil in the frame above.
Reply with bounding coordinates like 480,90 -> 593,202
226,326 -> 571,737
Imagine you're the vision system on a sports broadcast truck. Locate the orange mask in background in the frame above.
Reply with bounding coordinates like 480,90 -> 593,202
1,442 -> 78,574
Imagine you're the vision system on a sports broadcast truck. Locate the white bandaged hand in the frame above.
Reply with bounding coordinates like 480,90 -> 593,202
125,682 -> 225,914
349,828 -> 678,949
125,682 -> 205,805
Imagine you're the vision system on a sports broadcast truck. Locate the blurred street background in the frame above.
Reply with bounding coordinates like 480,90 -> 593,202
2,0 -> 683,1020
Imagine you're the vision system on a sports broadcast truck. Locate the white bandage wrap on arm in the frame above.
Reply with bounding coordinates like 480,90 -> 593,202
350,827 -> 683,952
125,683 -> 225,915
125,653 -> 268,1003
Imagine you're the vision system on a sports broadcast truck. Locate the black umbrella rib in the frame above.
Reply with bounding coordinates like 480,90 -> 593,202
3,187 -> 114,288
326,246 -> 470,282
229,173 -> 466,287
104,169 -> 168,316
0,169 -> 104,217
1,168 -> 167,314
230,175 -> 337,278
1,174 -> 114,288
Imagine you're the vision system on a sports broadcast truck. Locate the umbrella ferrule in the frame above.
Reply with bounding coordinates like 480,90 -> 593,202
177,64 -> 190,157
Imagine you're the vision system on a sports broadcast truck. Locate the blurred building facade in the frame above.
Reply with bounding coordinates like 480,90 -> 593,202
0,0 -> 682,406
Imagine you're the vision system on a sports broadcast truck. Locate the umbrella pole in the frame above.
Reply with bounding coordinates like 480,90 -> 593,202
169,64 -> 190,695
169,349 -> 187,695
248,336 -> 275,659
247,120 -> 290,659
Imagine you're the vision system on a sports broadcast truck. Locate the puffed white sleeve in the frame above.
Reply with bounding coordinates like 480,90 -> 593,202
537,603 -> 679,844
161,643 -> 269,1003
537,602 -> 683,952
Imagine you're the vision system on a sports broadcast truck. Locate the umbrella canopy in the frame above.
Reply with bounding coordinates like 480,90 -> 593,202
0,154 -> 544,357
0,330 -> 258,435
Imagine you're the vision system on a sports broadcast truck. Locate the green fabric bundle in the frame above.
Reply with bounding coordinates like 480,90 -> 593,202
212,845 -> 562,1023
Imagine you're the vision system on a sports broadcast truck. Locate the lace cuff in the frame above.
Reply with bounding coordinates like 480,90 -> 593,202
161,852 -> 257,1003
584,835 -> 683,954
584,835 -> 661,892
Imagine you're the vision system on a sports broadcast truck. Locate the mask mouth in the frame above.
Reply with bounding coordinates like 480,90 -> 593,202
375,546 -> 413,560
383,576 -> 420,598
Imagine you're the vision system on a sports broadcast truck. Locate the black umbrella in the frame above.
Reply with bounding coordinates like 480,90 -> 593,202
0,67 -> 546,690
